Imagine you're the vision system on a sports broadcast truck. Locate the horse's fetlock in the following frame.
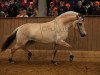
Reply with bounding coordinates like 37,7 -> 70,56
8,58 -> 14,64
28,52 -> 32,57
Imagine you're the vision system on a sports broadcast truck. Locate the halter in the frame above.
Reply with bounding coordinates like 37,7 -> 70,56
77,13 -> 84,32
77,22 -> 82,35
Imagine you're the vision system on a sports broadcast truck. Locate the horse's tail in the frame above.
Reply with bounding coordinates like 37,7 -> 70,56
1,28 -> 18,52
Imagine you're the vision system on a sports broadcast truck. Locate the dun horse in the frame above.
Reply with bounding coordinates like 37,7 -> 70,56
1,11 -> 86,64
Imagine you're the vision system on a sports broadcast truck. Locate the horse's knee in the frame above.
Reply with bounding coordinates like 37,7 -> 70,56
28,52 -> 32,57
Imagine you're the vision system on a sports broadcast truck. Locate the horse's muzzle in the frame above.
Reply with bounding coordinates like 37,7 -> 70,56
81,33 -> 86,37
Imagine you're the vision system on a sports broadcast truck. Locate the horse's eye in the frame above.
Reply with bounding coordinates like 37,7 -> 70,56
77,23 -> 82,26
79,23 -> 82,26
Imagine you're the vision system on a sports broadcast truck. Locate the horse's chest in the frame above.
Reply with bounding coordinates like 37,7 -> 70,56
56,26 -> 69,39
57,32 -> 68,40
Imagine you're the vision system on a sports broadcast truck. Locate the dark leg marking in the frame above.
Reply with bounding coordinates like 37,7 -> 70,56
51,44 -> 58,65
69,55 -> 74,62
28,52 -> 32,60
8,58 -> 14,64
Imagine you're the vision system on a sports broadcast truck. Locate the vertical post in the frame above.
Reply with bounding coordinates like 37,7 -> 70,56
38,0 -> 47,16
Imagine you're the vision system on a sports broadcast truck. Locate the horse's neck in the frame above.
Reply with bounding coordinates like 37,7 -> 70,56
65,22 -> 73,31
53,18 -> 73,33
55,17 -> 73,28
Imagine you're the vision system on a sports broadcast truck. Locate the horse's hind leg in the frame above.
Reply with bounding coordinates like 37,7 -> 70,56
51,43 -> 58,65
22,47 -> 32,61
23,40 -> 35,60
9,45 -> 32,63
8,44 -> 22,63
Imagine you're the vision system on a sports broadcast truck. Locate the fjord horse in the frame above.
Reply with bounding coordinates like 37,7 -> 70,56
1,11 -> 86,64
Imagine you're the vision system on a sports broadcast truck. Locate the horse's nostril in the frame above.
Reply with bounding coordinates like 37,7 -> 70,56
81,34 -> 86,37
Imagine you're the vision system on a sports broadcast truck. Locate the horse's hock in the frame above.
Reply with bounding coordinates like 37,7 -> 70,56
0,16 -> 100,62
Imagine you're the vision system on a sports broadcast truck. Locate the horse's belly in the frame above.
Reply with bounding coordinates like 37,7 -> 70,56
31,30 -> 56,43
33,36 -> 55,43
37,38 -> 55,43
38,34 -> 56,43
33,32 -> 68,43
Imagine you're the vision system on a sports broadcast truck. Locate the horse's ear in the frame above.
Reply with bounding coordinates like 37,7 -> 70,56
76,15 -> 79,19
78,13 -> 84,18
77,13 -> 84,19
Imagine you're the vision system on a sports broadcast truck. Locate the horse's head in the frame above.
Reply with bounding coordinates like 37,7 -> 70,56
73,14 -> 87,37
56,11 -> 87,37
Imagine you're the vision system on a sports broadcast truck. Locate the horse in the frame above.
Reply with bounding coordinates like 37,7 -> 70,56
1,11 -> 86,64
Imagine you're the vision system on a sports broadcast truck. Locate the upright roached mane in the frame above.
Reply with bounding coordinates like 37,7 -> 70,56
1,11 -> 86,64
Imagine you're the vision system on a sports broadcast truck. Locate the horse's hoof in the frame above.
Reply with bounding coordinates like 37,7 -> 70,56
51,60 -> 58,65
28,52 -> 32,60
69,55 -> 74,62
8,58 -> 14,64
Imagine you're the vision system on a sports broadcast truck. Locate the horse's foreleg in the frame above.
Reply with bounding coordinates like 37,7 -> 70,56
51,43 -> 57,65
57,40 -> 74,62
9,45 -> 21,64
